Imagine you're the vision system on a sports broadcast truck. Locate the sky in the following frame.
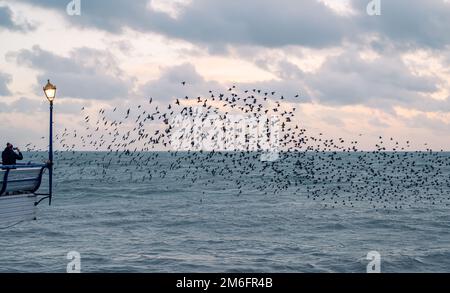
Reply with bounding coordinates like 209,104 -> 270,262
0,0 -> 449,151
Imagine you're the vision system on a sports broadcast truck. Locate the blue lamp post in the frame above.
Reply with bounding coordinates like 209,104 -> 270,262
43,80 -> 56,205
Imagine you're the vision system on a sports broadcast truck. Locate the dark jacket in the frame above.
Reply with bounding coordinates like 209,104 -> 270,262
1,147 -> 23,165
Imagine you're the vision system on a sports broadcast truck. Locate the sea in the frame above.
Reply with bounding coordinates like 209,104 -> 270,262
1,151 -> 450,273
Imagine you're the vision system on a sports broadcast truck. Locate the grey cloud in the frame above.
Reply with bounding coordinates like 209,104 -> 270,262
323,116 -> 345,127
351,0 -> 450,49
10,97 -> 45,113
5,0 -> 449,114
0,101 -> 6,112
405,96 -> 450,113
55,99 -> 92,114
8,46 -> 133,101
0,6 -> 15,29
12,98 -> 90,114
368,117 -> 389,128
0,96 -> 90,115
0,97 -> 43,113
237,79 -> 310,103
15,0 -> 352,48
0,72 -> 12,96
140,63 -> 222,101
14,0 -> 450,49
0,5 -> 34,31
144,0 -> 350,48
402,113 -> 450,133
304,50 -> 439,108
140,62 -> 310,110
245,46 -> 444,110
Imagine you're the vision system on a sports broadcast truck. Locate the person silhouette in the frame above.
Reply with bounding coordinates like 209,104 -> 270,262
1,143 -> 23,165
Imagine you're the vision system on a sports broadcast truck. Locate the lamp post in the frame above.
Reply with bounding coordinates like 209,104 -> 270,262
43,80 -> 56,205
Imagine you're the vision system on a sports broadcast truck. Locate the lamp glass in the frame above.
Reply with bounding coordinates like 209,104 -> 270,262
45,88 -> 56,101
43,80 -> 56,102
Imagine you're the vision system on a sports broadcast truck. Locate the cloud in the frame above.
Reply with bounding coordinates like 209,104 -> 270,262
7,46 -> 134,101
140,62 -> 310,106
305,50 -> 439,107
0,96 -> 90,116
351,0 -> 450,49
1,0 -> 449,150
0,6 -> 15,29
15,0 -> 450,50
15,0 -> 352,48
402,112 -> 450,133
0,97 -> 43,114
7,97 -> 44,112
145,0 -> 351,48
0,5 -> 33,31
0,71 -> 12,96
140,51 -> 443,114
140,62 -> 222,101
236,44 -> 442,110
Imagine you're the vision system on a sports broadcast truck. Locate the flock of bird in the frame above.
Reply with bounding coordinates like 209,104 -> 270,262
23,83 -> 450,210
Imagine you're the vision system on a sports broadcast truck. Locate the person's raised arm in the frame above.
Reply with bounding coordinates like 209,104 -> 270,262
15,148 -> 23,160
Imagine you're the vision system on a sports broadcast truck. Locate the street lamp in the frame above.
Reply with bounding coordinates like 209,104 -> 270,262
43,80 -> 56,205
